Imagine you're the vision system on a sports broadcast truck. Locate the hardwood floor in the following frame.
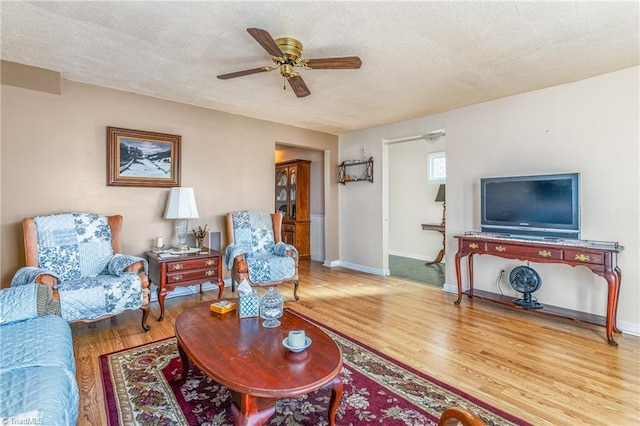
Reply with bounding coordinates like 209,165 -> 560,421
72,261 -> 640,425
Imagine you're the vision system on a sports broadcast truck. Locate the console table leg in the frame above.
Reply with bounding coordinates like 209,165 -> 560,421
467,253 -> 475,298
454,253 -> 464,305
613,266 -> 622,334
604,271 -> 619,346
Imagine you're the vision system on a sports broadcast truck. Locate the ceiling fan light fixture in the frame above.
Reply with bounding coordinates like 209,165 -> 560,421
279,63 -> 299,78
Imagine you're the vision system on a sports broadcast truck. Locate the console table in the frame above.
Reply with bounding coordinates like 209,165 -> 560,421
421,223 -> 445,264
454,233 -> 623,345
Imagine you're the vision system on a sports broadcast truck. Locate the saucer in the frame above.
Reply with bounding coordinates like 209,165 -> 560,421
282,336 -> 312,353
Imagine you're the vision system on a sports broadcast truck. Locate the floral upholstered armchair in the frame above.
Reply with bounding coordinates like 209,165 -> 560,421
225,210 -> 299,300
11,212 -> 151,331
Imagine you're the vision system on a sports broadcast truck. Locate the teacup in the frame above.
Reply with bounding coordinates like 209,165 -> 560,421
288,330 -> 306,348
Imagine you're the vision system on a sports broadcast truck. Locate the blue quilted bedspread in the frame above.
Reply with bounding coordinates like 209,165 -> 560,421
0,315 -> 78,425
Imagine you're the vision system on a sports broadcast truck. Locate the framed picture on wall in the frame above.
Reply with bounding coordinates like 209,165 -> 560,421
107,127 -> 181,187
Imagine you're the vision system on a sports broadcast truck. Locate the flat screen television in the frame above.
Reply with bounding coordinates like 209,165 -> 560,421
480,172 -> 580,239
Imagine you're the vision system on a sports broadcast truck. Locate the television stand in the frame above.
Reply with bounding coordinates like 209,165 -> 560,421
454,233 -> 624,346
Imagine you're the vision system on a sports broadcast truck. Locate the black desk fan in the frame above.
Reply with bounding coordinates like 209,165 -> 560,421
509,266 -> 543,309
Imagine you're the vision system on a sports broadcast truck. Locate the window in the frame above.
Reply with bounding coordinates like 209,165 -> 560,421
428,151 -> 446,183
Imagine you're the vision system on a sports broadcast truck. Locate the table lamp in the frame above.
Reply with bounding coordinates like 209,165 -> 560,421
164,187 -> 199,250
435,184 -> 446,226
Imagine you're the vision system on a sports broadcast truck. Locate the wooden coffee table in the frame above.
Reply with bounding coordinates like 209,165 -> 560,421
174,300 -> 344,426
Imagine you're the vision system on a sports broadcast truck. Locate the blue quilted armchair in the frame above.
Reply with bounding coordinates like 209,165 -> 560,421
11,212 -> 151,331
225,210 -> 299,300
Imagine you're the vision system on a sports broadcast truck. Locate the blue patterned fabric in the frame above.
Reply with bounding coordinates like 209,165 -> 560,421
10,267 -> 60,288
246,255 -> 296,283
0,285 -> 39,325
225,211 -> 297,283
57,273 -> 142,322
274,241 -> 298,257
34,213 -> 114,281
0,315 -> 78,425
11,212 -> 144,323
108,253 -> 148,276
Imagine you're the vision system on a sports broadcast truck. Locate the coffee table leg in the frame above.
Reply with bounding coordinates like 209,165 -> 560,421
230,394 -> 276,426
175,342 -> 189,381
327,376 -> 344,426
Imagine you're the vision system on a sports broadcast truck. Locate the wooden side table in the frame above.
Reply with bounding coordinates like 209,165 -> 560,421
421,223 -> 446,264
146,248 -> 224,321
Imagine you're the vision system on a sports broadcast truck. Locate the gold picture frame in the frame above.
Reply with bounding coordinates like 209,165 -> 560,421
107,126 -> 181,187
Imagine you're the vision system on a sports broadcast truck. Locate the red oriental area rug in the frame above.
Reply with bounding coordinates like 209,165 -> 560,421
100,309 -> 529,426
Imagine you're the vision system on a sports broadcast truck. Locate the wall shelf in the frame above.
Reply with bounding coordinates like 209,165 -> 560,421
338,157 -> 373,184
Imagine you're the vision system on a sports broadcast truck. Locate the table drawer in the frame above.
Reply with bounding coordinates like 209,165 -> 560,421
282,224 -> 296,232
167,267 -> 219,283
167,257 -> 219,272
485,243 -> 562,260
564,249 -> 604,265
462,240 -> 486,251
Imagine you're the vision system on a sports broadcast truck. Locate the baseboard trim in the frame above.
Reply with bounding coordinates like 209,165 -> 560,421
442,282 -> 457,293
388,251 -> 433,262
333,261 -> 386,276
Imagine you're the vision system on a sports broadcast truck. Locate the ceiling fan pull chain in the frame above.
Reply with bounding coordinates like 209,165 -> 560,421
283,77 -> 287,91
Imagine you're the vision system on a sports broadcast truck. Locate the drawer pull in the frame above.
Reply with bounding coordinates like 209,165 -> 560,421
574,253 -> 590,262
205,270 -> 215,277
495,246 -> 506,253
469,243 -> 479,249
538,250 -> 552,258
205,259 -> 216,266
172,264 -> 183,271
172,274 -> 183,282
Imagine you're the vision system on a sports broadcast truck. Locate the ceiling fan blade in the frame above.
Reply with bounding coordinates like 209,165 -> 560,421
288,76 -> 311,98
217,66 -> 275,80
305,56 -> 362,69
247,28 -> 284,57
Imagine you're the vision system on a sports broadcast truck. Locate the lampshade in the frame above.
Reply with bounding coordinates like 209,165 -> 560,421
435,184 -> 446,202
164,187 -> 199,219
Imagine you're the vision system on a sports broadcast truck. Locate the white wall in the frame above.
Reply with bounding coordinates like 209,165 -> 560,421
339,67 -> 639,333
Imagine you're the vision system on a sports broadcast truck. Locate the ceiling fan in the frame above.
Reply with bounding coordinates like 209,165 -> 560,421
217,28 -> 362,98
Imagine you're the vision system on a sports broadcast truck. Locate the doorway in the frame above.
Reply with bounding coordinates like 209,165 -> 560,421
385,131 -> 446,285
275,144 -> 325,262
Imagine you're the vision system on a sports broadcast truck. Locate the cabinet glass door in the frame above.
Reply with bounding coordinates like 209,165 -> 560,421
289,167 -> 297,219
275,168 -> 288,215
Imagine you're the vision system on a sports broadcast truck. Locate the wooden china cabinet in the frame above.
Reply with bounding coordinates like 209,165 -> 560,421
275,159 -> 310,260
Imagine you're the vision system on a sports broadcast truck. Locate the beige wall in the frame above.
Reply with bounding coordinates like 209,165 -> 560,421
340,67 -> 639,334
1,64 -> 340,285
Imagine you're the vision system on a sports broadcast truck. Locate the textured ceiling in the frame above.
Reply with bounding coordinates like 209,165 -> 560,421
2,1 -> 638,135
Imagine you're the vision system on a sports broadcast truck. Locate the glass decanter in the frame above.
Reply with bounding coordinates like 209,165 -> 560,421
260,287 -> 284,328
